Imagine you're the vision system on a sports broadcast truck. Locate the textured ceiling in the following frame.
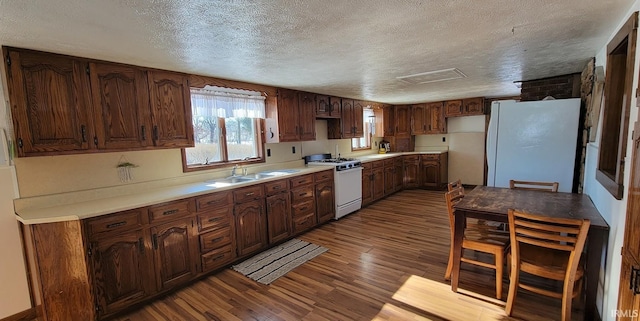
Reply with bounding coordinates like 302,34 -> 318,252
0,0 -> 634,104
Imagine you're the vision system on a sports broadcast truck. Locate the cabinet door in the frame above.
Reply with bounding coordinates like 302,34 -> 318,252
298,92 -> 316,141
427,102 -> 446,133
147,70 -> 194,148
265,193 -> 291,244
411,104 -> 427,135
404,158 -> 420,188
90,230 -> 153,318
395,105 -> 412,137
352,100 -> 365,138
315,94 -> 330,118
383,106 -> 395,136
341,99 -> 355,138
617,254 -> 640,319
421,161 -> 440,188
384,166 -> 395,196
444,100 -> 463,117
463,97 -> 484,115
90,62 -> 151,150
151,218 -> 197,290
235,199 -> 268,256
316,180 -> 335,224
276,88 -> 299,142
329,96 -> 342,118
394,162 -> 404,191
5,49 -> 91,156
372,167 -> 385,200
362,166 -> 373,206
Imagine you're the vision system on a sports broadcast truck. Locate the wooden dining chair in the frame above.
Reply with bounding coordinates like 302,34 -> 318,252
447,179 -> 464,193
509,180 -> 559,192
444,190 -> 509,299
505,209 -> 590,321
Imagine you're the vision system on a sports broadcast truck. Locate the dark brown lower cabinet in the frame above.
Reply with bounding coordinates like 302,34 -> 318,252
316,180 -> 335,223
394,159 -> 404,191
421,161 -> 440,188
235,199 -> 268,256
403,156 -> 420,188
372,167 -> 385,201
90,229 -> 153,318
384,165 -> 395,196
266,192 -> 292,244
151,218 -> 198,291
362,163 -> 374,206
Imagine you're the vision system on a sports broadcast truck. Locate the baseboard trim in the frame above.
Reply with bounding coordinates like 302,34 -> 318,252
0,307 -> 37,321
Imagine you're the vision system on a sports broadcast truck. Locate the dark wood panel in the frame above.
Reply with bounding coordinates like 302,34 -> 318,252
147,70 -> 194,148
234,199 -> 267,256
316,180 -> 335,224
151,218 -> 197,291
266,192 -> 292,244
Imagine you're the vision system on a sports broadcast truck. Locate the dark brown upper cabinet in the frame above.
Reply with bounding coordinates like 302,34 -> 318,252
90,62 -> 151,150
274,89 -> 316,142
315,95 -> 341,118
444,97 -> 485,117
147,70 -> 194,148
3,47 -> 195,156
5,48 -> 92,156
394,105 -> 412,137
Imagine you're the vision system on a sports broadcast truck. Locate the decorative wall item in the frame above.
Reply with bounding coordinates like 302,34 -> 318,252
116,156 -> 138,182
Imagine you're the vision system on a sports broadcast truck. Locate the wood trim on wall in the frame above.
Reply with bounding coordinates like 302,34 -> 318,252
0,307 -> 37,321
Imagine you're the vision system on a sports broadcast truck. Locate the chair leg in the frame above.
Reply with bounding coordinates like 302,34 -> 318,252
561,279 -> 576,321
505,261 -> 519,316
444,244 -> 454,280
495,250 -> 503,299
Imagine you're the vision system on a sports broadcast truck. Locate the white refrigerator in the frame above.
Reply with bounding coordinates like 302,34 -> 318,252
486,99 -> 580,193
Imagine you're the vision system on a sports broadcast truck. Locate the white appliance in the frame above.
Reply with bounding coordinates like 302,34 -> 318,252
0,133 -> 31,318
486,99 -> 580,193
306,154 -> 363,219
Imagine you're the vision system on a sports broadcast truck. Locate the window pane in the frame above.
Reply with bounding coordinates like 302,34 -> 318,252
185,116 -> 222,165
226,117 -> 258,161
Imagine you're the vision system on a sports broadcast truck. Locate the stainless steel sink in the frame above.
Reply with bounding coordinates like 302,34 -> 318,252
204,169 -> 300,188
221,176 -> 257,183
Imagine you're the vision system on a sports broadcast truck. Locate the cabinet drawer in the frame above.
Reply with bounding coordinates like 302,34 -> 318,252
421,154 -> 440,161
197,208 -> 231,232
199,226 -> 233,253
292,199 -> 315,218
291,185 -> 314,203
148,199 -> 192,223
86,209 -> 145,238
290,174 -> 314,188
233,185 -> 264,203
201,244 -> 234,272
404,155 -> 420,162
196,191 -> 232,212
314,170 -> 333,183
265,179 -> 288,196
383,159 -> 395,167
372,160 -> 384,168
362,162 -> 373,170
292,213 -> 317,234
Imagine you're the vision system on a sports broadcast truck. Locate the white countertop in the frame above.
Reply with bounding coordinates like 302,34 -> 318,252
16,165 -> 334,225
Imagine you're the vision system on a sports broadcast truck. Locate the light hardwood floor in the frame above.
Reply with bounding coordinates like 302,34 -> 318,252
112,189 -> 583,321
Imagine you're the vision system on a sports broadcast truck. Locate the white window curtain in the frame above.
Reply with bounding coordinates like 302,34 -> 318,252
190,87 -> 266,119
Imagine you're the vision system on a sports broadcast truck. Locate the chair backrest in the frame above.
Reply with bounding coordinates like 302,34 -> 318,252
507,209 -> 590,274
509,180 -> 559,192
448,179 -> 463,192
445,190 -> 465,230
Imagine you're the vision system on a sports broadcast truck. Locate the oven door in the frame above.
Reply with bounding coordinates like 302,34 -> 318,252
334,167 -> 363,209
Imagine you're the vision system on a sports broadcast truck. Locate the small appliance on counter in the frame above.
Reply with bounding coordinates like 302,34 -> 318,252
379,141 -> 390,154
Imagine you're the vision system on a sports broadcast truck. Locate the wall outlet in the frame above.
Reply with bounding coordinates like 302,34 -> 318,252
267,149 -> 271,157
292,146 -> 296,154
442,136 -> 446,142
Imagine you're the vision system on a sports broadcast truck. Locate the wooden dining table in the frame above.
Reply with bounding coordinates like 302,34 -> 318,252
451,186 -> 609,321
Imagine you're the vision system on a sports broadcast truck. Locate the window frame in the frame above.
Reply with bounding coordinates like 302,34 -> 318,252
596,12 -> 638,200
351,108 -> 374,151
181,87 -> 266,173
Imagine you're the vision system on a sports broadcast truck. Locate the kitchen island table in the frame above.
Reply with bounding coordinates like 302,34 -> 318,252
451,186 -> 608,321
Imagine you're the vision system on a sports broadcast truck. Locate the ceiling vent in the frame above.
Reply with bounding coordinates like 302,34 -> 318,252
397,68 -> 467,84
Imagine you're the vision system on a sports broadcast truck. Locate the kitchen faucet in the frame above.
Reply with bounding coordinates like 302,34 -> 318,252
231,165 -> 239,177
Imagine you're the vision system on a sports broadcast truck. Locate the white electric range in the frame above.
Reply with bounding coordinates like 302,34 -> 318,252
305,154 -> 363,220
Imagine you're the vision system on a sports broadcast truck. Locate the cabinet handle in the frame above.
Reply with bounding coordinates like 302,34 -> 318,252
106,221 -> 127,229
81,125 -> 87,142
246,192 -> 254,196
211,236 -> 224,243
138,238 -> 144,253
299,192 -> 307,197
152,234 -> 158,249
273,186 -> 281,190
162,209 -> 179,216
153,126 -> 159,141
211,254 -> 225,261
300,207 -> 308,211
208,217 -> 222,223
141,125 -> 146,140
